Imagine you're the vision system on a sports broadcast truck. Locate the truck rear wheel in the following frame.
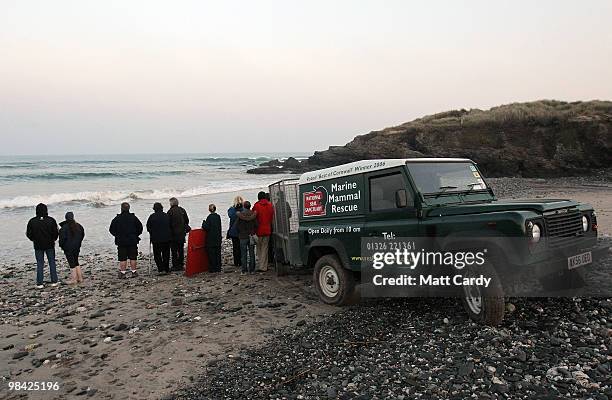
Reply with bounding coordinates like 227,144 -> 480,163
460,262 -> 505,326
313,255 -> 355,305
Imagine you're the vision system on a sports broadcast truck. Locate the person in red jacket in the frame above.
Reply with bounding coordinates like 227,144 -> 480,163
252,191 -> 274,271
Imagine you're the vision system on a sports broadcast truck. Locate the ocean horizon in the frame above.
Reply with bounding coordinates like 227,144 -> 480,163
0,152 -> 306,262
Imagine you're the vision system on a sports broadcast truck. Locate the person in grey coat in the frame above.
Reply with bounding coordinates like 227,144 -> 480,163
167,197 -> 190,271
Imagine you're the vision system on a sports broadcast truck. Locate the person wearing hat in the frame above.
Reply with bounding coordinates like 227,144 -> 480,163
59,211 -> 85,285
146,202 -> 172,275
109,202 -> 143,279
26,203 -> 59,288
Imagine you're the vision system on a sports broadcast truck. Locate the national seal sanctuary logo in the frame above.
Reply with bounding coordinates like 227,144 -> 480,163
303,186 -> 328,217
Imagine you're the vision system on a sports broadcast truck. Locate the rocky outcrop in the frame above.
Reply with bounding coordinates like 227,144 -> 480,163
247,100 -> 612,177
248,157 -> 307,174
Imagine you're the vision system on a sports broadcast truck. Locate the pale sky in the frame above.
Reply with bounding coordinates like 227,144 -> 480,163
0,0 -> 611,155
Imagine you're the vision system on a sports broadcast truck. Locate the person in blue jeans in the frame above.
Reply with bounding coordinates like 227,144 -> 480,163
26,203 -> 59,288
236,201 -> 257,274
226,196 -> 244,268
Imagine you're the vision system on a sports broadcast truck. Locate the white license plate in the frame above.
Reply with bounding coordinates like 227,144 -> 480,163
567,251 -> 592,270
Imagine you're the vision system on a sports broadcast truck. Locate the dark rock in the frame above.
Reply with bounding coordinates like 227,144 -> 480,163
88,311 -> 105,319
112,323 -> 129,331
12,351 -> 28,360
512,349 -> 527,362
64,382 -> 77,393
550,337 -> 564,346
493,383 -> 509,393
419,351 -> 434,361
457,361 -> 474,377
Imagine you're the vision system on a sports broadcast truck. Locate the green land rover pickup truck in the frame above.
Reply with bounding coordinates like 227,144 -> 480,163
269,158 -> 608,325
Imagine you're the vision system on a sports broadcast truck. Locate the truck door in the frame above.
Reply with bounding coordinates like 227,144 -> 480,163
364,168 -> 419,239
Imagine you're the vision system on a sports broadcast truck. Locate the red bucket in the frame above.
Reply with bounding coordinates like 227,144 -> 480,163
185,228 -> 209,277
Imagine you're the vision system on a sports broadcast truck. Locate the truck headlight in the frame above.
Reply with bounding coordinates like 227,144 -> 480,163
530,223 -> 541,242
582,215 -> 589,232
527,221 -> 541,243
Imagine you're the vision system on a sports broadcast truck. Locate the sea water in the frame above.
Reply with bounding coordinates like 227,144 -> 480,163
0,153 -> 301,263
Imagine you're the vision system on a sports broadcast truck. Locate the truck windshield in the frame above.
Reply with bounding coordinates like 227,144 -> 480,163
406,162 -> 488,194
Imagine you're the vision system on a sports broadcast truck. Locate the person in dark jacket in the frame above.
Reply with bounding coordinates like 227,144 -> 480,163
227,196 -> 244,268
202,203 -> 222,273
59,211 -> 85,285
167,197 -> 190,271
26,203 -> 59,287
109,202 -> 143,279
146,202 -> 171,275
237,201 -> 257,274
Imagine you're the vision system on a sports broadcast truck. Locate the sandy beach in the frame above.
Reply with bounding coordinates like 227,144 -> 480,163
1,175 -> 610,399
0,241 -> 336,399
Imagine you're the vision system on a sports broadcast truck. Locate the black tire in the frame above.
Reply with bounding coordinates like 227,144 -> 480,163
460,262 -> 505,326
313,254 -> 356,305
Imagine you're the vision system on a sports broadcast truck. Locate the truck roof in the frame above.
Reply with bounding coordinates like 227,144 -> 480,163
298,158 -> 474,185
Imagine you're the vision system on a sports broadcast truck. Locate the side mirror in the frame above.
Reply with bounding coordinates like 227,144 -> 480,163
395,189 -> 408,208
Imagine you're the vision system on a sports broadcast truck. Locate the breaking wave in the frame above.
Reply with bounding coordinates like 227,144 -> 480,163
0,170 -> 194,181
0,184 -> 266,210
185,156 -> 272,162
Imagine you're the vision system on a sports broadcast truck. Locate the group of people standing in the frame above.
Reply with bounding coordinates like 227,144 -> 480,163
109,197 -> 221,276
25,192 -> 275,286
227,191 -> 275,274
141,197 -> 192,276
26,203 -> 85,287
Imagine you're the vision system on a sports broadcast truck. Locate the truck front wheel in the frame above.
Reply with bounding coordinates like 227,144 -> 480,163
460,262 -> 505,326
313,255 -> 355,305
